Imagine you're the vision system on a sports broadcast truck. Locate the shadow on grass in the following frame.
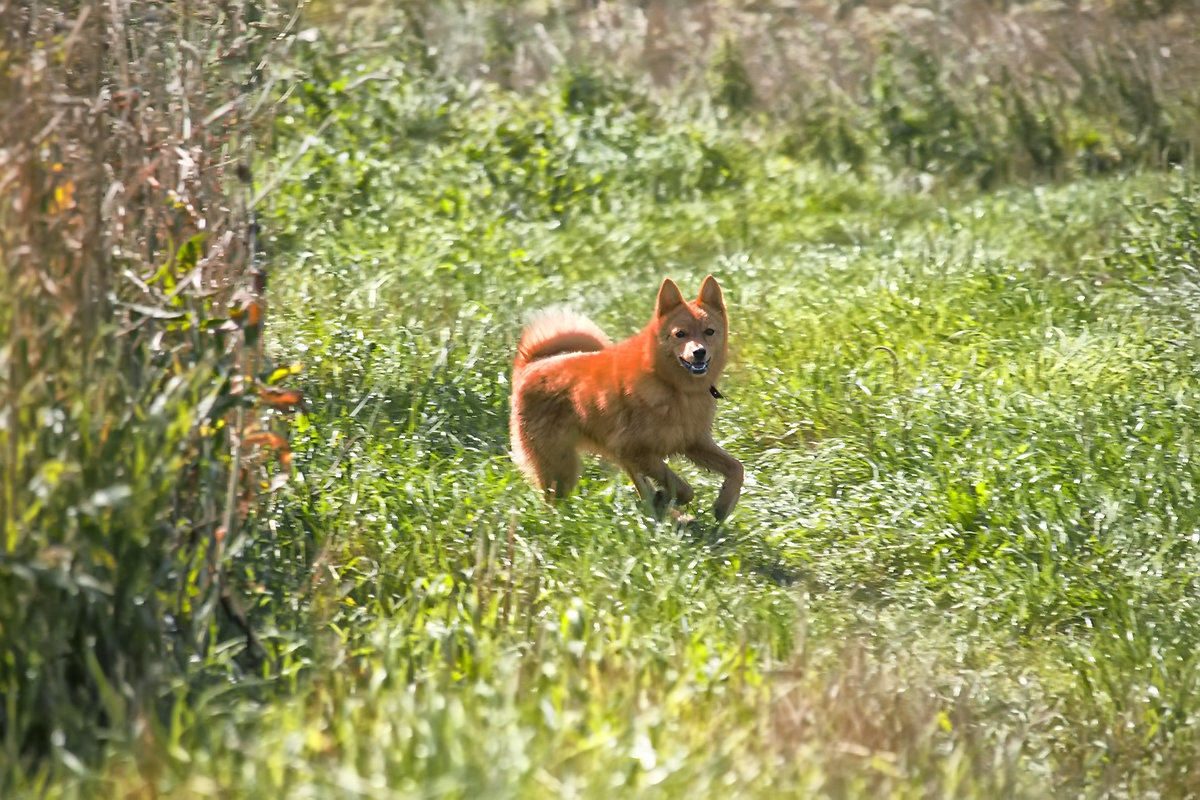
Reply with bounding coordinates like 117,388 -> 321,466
676,517 -> 808,587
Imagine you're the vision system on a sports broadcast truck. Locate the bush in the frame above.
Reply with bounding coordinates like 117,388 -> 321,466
0,0 -> 299,780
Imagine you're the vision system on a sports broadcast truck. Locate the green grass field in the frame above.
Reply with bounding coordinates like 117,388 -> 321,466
8,4 -> 1200,797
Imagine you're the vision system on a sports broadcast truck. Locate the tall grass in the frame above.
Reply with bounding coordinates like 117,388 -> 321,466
0,0 -> 299,784
341,0 -> 1199,185
7,0 -> 1200,796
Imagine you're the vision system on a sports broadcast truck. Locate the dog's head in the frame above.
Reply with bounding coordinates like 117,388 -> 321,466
653,275 -> 728,384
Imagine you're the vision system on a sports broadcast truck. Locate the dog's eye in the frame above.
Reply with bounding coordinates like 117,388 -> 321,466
704,328 -> 715,336
674,330 -> 687,339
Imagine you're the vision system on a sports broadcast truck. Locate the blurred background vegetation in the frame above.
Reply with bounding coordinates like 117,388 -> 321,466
3,0 -> 1200,796
303,0 -> 1199,184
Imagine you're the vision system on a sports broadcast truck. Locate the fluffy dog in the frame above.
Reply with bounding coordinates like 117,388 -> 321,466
509,276 -> 743,520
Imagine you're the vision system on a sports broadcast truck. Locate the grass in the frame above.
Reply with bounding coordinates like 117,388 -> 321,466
163,77 -> 1200,793
8,2 -> 1200,797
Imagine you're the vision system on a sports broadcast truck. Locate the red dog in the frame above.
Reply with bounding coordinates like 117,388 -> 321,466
509,276 -> 743,520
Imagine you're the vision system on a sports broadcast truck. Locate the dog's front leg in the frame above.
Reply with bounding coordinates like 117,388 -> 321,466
684,441 -> 743,520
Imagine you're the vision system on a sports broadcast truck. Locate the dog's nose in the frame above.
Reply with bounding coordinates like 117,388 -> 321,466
693,347 -> 707,362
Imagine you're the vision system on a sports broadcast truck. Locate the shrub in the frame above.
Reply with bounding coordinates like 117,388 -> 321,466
0,0 -> 299,779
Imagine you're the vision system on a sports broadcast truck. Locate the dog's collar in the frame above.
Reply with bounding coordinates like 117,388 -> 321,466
709,385 -> 724,400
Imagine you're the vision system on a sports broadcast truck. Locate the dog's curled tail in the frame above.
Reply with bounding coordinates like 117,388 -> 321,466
514,308 -> 610,370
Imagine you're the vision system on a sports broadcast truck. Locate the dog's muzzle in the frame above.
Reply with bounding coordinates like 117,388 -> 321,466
679,356 -> 710,375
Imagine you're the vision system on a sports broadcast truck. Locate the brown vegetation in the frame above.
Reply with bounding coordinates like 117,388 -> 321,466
1,0 -> 299,763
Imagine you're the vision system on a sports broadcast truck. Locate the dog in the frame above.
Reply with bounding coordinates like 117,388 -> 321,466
509,275 -> 743,520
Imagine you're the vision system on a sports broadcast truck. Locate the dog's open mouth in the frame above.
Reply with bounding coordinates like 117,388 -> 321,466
679,357 -> 710,375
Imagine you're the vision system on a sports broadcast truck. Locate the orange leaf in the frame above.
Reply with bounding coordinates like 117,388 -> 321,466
242,430 -> 293,472
228,287 -> 264,329
258,385 -> 305,411
50,180 -> 76,213
242,431 -> 287,450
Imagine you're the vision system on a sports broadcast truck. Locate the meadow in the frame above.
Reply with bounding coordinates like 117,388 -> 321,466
4,1 -> 1200,797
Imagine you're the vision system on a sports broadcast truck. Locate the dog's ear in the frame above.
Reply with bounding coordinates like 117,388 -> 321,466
698,275 -> 725,315
656,278 -> 685,317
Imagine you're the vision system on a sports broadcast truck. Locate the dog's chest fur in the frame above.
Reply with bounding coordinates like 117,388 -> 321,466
606,377 -> 717,454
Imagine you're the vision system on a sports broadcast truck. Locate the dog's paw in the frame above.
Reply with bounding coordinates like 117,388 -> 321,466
669,508 -> 696,525
641,489 -> 670,521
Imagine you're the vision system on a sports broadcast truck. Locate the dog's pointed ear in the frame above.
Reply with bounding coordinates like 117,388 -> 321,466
656,278 -> 685,318
698,275 -> 725,314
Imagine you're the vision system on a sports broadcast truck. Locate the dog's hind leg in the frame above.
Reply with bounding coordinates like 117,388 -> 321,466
512,400 -> 582,502
530,438 -> 582,502
545,458 -> 581,502
624,458 -> 695,515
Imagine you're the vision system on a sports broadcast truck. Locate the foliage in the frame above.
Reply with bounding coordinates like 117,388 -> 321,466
0,0 -> 299,781
7,1 -> 1200,798
367,0 -> 1200,186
